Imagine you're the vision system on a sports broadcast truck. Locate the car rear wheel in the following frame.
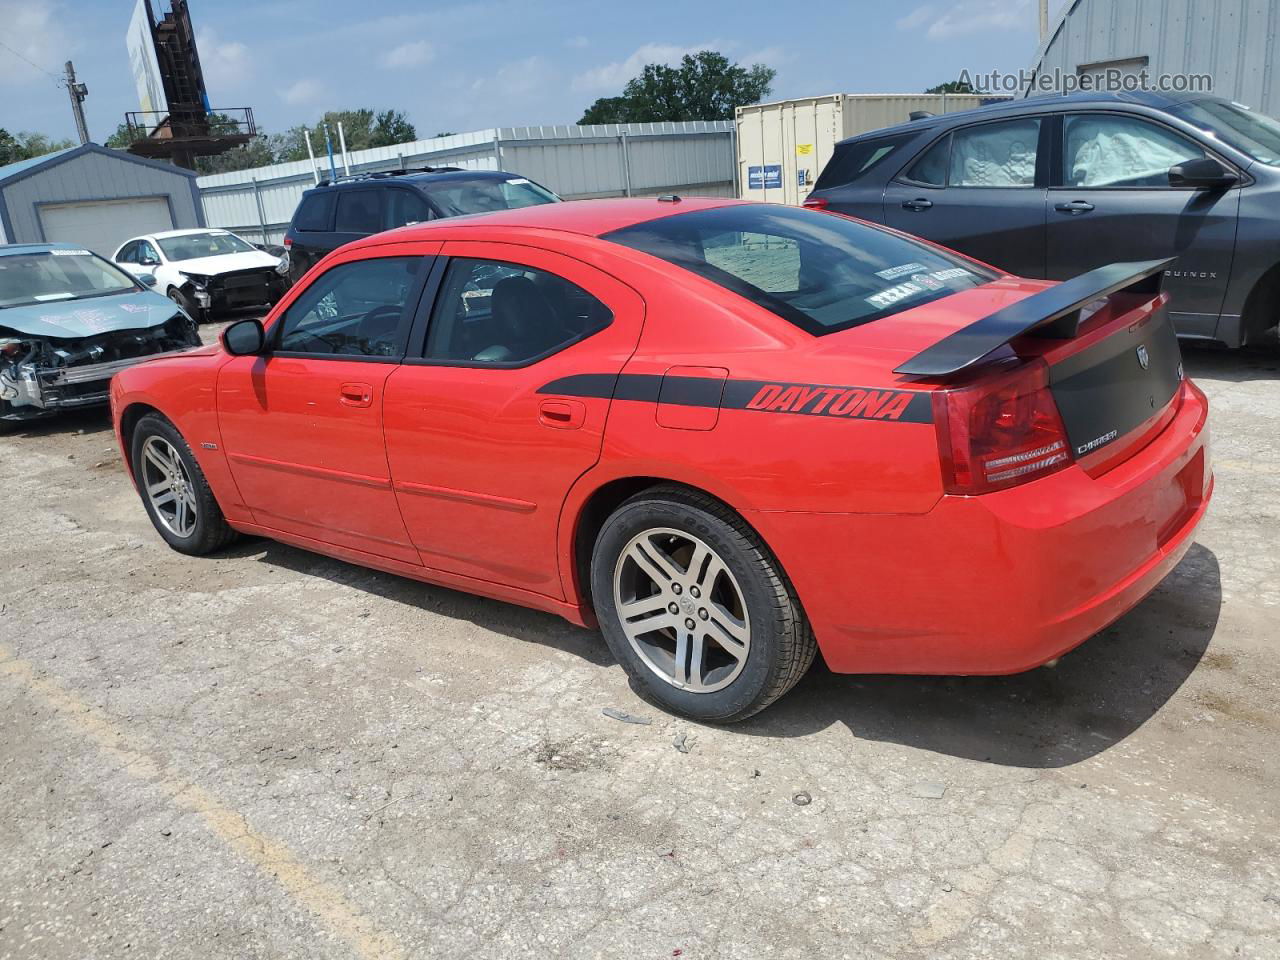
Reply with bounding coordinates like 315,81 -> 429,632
131,414 -> 238,555
591,485 -> 816,722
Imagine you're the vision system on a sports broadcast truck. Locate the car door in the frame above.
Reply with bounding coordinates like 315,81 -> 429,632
132,240 -> 163,282
883,116 -> 1049,277
382,242 -> 644,596
216,243 -> 437,563
1045,111 -> 1241,338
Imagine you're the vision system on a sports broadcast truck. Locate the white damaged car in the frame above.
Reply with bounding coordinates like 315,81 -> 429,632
112,228 -> 289,323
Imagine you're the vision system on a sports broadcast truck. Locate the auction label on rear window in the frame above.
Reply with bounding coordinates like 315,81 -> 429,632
875,262 -> 926,280
50,249 -> 91,256
866,281 -> 925,309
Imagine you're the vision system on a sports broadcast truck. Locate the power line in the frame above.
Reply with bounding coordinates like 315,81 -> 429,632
0,37 -> 63,85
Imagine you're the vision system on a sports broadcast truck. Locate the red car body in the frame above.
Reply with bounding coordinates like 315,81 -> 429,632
111,197 -> 1211,677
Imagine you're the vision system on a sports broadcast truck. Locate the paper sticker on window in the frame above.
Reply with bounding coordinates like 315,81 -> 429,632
50,249 -> 91,256
506,178 -> 531,185
866,281 -> 924,310
929,267 -> 974,282
875,262 -> 926,280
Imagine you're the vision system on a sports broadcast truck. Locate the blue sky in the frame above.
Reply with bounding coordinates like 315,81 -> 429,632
2,0 -> 1063,143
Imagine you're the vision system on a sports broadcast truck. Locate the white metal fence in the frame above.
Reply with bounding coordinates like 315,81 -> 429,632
197,121 -> 736,244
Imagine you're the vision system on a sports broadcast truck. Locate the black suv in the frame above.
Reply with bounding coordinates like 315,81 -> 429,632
283,167 -> 560,285
805,91 -> 1280,349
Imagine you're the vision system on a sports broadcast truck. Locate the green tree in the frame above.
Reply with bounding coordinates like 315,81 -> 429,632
0,128 -> 76,165
577,51 -> 774,124
925,79 -> 976,94
105,123 -> 146,149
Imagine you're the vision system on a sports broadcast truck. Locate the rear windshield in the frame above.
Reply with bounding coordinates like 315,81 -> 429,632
158,232 -> 256,261
813,133 -> 917,190
425,176 -> 559,217
0,250 -> 138,310
602,204 -> 994,335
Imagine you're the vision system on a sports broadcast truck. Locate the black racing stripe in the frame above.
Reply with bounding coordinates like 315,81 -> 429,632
540,372 -> 933,424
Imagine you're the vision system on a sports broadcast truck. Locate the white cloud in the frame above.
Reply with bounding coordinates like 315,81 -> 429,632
897,0 -> 1031,39
565,35 -> 589,49
282,78 -> 323,105
471,56 -> 555,100
571,42 -> 717,93
197,28 -> 252,95
382,40 -> 435,69
739,46 -> 787,69
0,1 -> 73,87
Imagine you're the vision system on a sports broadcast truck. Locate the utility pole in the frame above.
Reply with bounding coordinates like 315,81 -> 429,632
1039,0 -> 1049,41
64,61 -> 90,144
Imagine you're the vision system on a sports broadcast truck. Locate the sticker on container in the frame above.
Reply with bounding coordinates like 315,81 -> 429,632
875,262 -> 926,281
796,143 -> 814,156
50,249 -> 91,256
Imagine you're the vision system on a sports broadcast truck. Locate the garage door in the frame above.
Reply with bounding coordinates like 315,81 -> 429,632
38,198 -> 174,256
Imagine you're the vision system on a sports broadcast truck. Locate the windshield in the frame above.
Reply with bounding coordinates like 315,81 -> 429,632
157,231 -> 257,261
426,176 -> 559,217
0,250 -> 138,310
1168,99 -> 1280,165
603,204 -> 996,335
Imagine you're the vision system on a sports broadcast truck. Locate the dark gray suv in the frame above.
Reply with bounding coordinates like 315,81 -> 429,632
806,91 -> 1280,348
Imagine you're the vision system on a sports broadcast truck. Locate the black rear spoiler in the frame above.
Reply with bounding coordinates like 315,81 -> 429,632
894,258 -> 1176,378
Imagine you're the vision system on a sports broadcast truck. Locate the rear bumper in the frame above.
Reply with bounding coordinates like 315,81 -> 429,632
761,379 -> 1212,674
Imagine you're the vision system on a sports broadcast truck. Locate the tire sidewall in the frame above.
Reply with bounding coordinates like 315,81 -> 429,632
131,415 -> 215,552
592,496 -> 783,722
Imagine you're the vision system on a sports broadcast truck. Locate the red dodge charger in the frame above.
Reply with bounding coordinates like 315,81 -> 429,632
111,197 -> 1211,721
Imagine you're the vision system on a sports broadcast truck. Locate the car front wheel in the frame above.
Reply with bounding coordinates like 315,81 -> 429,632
591,485 -> 816,723
167,286 -> 206,324
131,414 -> 238,555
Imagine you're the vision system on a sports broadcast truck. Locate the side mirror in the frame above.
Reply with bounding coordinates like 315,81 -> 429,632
221,318 -> 266,356
1168,157 -> 1238,190
137,273 -> 157,288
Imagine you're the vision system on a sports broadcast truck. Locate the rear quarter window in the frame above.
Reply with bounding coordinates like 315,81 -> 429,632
814,133 -> 917,190
293,193 -> 335,232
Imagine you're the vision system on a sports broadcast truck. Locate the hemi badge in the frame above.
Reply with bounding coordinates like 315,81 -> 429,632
201,442 -> 219,450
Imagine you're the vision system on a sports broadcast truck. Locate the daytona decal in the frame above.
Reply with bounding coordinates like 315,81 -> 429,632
539,374 -> 932,424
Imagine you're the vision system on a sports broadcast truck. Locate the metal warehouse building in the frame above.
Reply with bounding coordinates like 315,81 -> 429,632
1030,0 -> 1280,113
0,143 -> 204,255
198,122 -> 735,244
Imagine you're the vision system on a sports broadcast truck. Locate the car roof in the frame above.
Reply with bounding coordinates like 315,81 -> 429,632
304,168 -> 524,194
837,89 -> 1222,144
0,242 -> 99,258
361,196 -> 745,244
143,228 -> 236,241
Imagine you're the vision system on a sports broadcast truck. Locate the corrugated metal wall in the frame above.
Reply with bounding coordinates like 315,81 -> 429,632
1,151 -> 201,243
198,122 -> 735,244
1030,0 -> 1280,114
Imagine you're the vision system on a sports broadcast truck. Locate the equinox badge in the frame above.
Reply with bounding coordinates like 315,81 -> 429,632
1136,344 -> 1150,370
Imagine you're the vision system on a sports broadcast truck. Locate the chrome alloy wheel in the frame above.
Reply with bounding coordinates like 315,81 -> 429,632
612,527 -> 751,693
141,435 -> 198,538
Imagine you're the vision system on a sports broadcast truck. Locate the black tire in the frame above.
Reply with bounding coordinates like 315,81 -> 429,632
130,413 -> 238,555
167,286 -> 207,324
591,484 -> 816,723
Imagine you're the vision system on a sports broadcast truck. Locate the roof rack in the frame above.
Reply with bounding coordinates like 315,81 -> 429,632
316,165 -> 467,187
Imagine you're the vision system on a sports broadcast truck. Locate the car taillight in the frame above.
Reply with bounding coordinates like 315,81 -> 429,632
283,236 -> 292,247
932,358 -> 1072,495
802,196 -> 828,210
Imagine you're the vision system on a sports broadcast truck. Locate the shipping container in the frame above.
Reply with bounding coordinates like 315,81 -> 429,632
735,93 -> 1010,205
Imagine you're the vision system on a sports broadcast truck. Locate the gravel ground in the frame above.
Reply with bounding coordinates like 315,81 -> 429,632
1,324 -> 1278,960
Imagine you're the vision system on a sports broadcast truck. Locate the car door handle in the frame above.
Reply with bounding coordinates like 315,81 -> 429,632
1054,200 -> 1095,214
339,382 -> 373,408
538,398 -> 586,429
901,198 -> 933,211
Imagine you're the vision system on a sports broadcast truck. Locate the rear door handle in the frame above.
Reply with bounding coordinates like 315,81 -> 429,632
339,382 -> 373,408
901,198 -> 933,211
538,398 -> 586,429
1054,200 -> 1095,214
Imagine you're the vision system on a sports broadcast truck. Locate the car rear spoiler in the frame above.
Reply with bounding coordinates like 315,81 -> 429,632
894,258 -> 1176,378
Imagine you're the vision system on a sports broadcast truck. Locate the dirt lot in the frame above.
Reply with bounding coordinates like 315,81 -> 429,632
1,327 -> 1278,960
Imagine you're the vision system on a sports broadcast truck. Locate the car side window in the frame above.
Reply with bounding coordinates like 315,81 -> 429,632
294,193 -> 334,232
116,241 -> 138,264
1064,114 -> 1208,188
948,118 -> 1040,187
138,241 -> 160,264
275,256 -> 421,357
424,257 -> 612,365
335,191 -> 383,235
904,135 -> 950,186
386,189 -> 432,229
